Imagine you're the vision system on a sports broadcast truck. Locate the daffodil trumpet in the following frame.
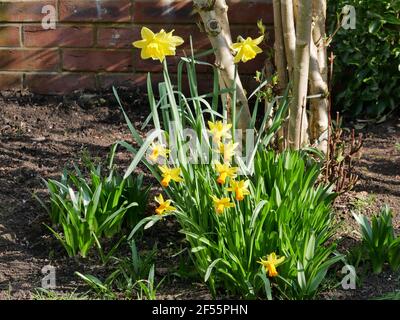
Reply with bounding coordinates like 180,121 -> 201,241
215,162 -> 238,185
226,179 -> 250,201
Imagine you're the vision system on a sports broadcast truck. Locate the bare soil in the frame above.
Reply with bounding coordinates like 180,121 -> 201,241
0,90 -> 399,300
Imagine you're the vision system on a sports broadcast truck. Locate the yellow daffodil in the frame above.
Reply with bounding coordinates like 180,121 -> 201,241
133,27 -> 184,62
215,162 -> 238,185
211,195 -> 235,214
147,142 -> 170,162
231,36 -> 263,63
154,194 -> 176,215
258,252 -> 285,277
208,121 -> 232,143
159,165 -> 184,187
226,179 -> 250,201
216,141 -> 239,163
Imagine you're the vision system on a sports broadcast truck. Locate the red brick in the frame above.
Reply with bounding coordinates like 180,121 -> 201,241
228,1 -> 274,24
133,1 -> 196,24
163,25 -> 209,50
63,49 -> 133,72
97,25 -> 209,50
133,50 -> 192,73
0,1 -> 57,22
231,25 -> 274,46
24,25 -> 94,47
97,27 -> 138,49
107,72 -> 257,96
238,53 -> 267,74
133,1 -> 273,24
0,73 -> 22,90
99,73 -> 192,92
0,49 -> 59,71
98,73 -> 164,89
25,73 -> 96,94
0,26 -> 20,47
59,0 -> 131,22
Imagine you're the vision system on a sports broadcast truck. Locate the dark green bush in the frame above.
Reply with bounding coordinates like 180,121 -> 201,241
328,0 -> 400,119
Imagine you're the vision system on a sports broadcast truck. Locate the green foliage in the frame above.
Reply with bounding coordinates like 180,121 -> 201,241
36,149 -> 149,258
353,206 -> 400,274
373,290 -> 400,300
328,0 -> 400,119
75,240 -> 161,300
32,288 -> 88,300
115,49 -> 342,299
169,150 -> 341,299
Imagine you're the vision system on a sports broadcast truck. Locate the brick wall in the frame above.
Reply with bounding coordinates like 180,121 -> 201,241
0,0 -> 273,95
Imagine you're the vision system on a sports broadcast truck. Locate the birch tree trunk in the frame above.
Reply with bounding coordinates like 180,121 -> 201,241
193,0 -> 330,154
193,0 -> 251,129
273,0 -> 289,149
309,0 -> 329,153
281,0 -> 296,79
273,0 -> 288,93
288,0 -> 312,149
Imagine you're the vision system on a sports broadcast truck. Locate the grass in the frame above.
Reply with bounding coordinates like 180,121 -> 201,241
351,193 -> 377,213
373,290 -> 400,300
32,288 -> 90,300
395,142 -> 400,153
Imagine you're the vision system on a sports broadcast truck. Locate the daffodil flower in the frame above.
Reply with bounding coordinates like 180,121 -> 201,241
258,252 -> 285,277
147,142 -> 170,163
211,195 -> 235,214
159,165 -> 184,187
133,27 -> 184,62
215,162 -> 238,185
208,121 -> 232,143
154,194 -> 176,215
231,36 -> 263,63
226,179 -> 250,201
216,141 -> 239,163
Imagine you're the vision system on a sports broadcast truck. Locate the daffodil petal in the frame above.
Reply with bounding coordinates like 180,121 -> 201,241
133,39 -> 148,49
234,51 -> 242,64
253,35 -> 264,45
141,27 -> 155,40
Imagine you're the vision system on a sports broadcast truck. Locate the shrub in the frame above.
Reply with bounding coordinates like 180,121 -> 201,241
353,205 -> 400,274
116,30 -> 343,299
328,0 -> 400,119
37,149 -> 149,258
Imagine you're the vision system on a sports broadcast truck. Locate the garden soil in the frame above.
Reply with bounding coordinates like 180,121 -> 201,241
0,90 -> 399,300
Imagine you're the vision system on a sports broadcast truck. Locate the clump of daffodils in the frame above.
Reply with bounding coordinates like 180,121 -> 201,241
132,29 -> 258,216
207,120 -> 251,214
